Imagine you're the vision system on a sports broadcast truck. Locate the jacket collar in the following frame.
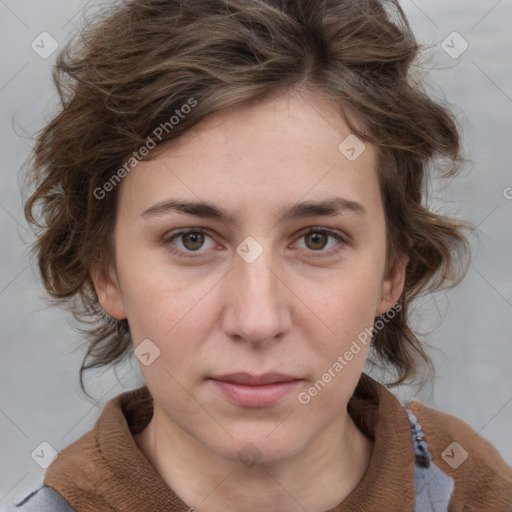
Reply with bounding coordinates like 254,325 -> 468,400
45,373 -> 416,511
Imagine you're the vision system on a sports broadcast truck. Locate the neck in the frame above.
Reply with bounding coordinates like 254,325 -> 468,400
134,406 -> 373,512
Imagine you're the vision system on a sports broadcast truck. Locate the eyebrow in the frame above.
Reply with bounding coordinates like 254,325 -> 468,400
140,196 -> 366,224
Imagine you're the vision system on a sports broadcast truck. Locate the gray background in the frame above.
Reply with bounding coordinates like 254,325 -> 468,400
1,0 -> 511,509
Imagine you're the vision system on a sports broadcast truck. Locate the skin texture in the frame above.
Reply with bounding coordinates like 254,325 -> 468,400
91,88 -> 406,512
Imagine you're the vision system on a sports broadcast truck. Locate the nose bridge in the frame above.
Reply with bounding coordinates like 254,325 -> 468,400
236,239 -> 281,311
223,236 -> 289,343
239,252 -> 277,297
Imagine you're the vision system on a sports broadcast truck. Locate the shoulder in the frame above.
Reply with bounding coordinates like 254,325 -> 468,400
11,484 -> 75,512
407,399 -> 512,511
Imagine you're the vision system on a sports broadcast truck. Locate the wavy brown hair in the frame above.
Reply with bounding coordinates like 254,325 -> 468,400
23,0 -> 471,396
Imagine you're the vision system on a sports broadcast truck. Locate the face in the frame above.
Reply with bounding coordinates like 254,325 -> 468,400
91,88 -> 405,464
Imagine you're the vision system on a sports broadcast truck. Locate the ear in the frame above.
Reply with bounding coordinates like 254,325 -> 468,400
89,261 -> 127,320
376,254 -> 408,315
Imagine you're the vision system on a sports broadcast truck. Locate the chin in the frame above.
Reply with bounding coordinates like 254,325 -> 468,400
204,428 -> 307,466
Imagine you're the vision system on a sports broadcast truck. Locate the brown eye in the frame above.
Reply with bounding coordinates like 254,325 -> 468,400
163,228 -> 216,258
181,232 -> 205,251
304,232 -> 329,250
294,228 -> 347,258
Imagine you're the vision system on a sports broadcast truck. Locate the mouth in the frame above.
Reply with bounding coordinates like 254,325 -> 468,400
209,372 -> 303,407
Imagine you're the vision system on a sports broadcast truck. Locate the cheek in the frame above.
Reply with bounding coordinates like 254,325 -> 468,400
122,277 -> 209,351
293,257 -> 383,392
310,262 -> 383,337
113,230 -> 202,337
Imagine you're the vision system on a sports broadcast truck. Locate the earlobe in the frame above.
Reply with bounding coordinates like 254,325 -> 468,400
89,261 -> 127,320
376,255 -> 408,315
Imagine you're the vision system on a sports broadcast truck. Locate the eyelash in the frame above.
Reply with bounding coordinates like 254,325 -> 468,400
162,227 -> 348,260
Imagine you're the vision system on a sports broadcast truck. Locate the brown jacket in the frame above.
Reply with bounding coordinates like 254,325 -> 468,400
39,375 -> 512,511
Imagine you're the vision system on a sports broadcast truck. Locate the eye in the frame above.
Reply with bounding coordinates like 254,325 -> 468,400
162,227 -> 347,260
293,228 -> 347,258
163,228 -> 216,258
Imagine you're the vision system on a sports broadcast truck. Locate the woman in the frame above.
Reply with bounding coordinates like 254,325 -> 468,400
17,0 -> 512,510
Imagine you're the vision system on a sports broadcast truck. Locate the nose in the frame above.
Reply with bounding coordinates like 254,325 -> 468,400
221,246 -> 292,346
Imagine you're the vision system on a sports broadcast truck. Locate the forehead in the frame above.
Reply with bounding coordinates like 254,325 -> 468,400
117,89 -> 381,223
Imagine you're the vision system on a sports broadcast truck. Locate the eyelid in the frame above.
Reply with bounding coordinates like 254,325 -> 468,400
162,228 -> 216,259
162,226 -> 348,259
292,226 -> 348,258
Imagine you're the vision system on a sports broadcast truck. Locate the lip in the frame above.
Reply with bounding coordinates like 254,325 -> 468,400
210,372 -> 303,407
212,372 -> 300,385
